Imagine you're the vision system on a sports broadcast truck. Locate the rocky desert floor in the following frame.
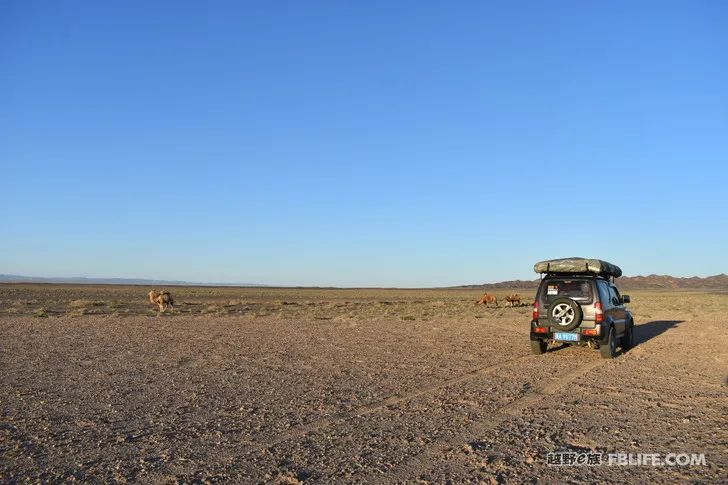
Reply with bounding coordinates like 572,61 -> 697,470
1,284 -> 726,484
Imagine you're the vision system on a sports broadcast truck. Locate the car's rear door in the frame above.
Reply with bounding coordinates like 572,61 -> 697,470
608,284 -> 627,335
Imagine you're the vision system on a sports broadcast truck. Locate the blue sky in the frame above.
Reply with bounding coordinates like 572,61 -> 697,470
1,1 -> 726,287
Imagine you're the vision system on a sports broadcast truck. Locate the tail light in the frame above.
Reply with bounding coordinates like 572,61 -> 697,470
533,326 -> 548,334
595,301 -> 604,323
532,301 -> 539,320
582,326 -> 600,336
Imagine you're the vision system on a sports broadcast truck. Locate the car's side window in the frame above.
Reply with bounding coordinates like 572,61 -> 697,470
612,286 -> 622,305
597,280 -> 610,306
608,286 -> 620,306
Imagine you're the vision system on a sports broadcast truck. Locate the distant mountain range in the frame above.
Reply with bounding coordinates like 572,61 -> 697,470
1,273 -> 727,290
0,274 -> 264,287
457,274 -> 728,290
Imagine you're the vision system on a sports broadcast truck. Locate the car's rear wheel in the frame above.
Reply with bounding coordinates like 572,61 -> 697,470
530,340 -> 547,355
600,327 -> 616,359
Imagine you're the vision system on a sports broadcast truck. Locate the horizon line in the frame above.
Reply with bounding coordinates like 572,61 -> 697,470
1,272 -> 726,290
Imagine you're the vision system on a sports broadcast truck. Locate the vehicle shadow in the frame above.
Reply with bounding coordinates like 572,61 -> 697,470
634,320 -> 683,346
545,320 -> 684,354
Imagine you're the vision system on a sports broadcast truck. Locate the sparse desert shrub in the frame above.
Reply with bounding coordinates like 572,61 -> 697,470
69,299 -> 92,308
402,315 -> 416,321
69,308 -> 87,317
34,308 -> 48,318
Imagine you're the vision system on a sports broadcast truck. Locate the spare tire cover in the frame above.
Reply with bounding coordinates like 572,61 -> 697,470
548,297 -> 583,331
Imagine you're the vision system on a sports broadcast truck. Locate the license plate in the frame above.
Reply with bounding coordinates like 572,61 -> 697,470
554,332 -> 580,342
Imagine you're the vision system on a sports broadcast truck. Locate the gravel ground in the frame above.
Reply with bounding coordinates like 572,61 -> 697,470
1,285 -> 726,483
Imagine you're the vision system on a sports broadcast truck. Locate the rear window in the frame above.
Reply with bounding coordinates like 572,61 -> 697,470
539,279 -> 593,304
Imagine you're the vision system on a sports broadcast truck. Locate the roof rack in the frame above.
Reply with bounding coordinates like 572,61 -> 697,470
542,272 -> 610,278
540,272 -> 612,280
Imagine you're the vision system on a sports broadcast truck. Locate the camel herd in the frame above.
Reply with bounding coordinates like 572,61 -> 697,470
475,292 -> 522,307
147,290 -> 523,314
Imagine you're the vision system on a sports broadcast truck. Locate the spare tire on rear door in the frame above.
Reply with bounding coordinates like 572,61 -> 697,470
548,297 -> 583,331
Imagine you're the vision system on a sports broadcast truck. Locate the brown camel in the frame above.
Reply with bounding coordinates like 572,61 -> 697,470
475,292 -> 498,307
148,290 -> 174,313
505,293 -> 522,307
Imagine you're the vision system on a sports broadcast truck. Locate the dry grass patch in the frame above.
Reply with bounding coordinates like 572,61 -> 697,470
69,299 -> 105,308
33,308 -> 48,318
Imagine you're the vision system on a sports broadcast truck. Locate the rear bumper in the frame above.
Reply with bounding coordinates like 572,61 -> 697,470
529,319 -> 606,343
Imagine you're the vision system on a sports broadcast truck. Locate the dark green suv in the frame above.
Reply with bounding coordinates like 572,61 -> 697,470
529,258 -> 635,359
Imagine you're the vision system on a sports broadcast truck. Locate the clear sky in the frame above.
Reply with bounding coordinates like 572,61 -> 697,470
1,1 -> 727,287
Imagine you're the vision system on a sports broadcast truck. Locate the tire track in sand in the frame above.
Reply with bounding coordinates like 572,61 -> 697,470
238,352 -> 536,455
375,357 -> 607,483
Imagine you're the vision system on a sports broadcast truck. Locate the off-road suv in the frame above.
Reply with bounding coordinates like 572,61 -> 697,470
529,258 -> 634,359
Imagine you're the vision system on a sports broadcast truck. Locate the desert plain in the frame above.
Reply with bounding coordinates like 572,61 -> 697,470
1,284 -> 726,483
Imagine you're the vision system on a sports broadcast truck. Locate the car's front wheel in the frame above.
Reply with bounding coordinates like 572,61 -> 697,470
622,321 -> 635,351
530,340 -> 547,355
600,327 -> 617,359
